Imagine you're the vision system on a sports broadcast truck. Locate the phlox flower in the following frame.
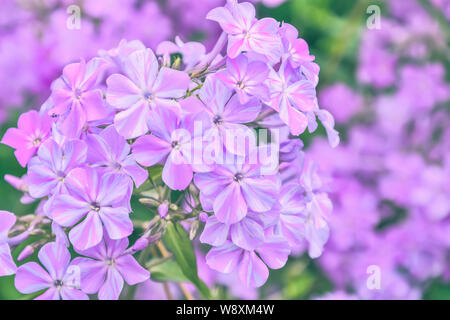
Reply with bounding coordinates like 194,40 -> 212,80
51,167 -> 133,250
206,235 -> 290,287
27,138 -> 87,198
194,151 -> 279,224
106,48 -> 190,139
1,110 -> 52,167
86,126 -> 148,187
0,211 -> 16,276
49,58 -> 110,138
279,22 -> 315,68
207,0 -> 281,62
132,106 -> 210,190
216,54 -> 270,103
265,60 -> 317,136
72,235 -> 149,300
198,75 -> 261,155
15,242 -> 88,300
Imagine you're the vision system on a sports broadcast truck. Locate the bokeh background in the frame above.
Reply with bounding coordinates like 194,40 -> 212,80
0,0 -> 449,299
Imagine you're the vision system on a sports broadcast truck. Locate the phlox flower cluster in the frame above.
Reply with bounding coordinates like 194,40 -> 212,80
0,0 -> 338,299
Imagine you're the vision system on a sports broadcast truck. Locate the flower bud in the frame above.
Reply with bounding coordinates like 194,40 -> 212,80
158,201 -> 169,219
18,245 -> 34,261
139,197 -> 159,207
199,212 -> 209,223
132,237 -> 149,252
189,220 -> 200,240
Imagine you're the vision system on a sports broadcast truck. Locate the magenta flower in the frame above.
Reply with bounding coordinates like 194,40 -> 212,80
51,167 -> 133,250
72,235 -> 149,300
132,106 -> 209,190
216,54 -> 270,103
206,235 -> 290,287
27,139 -> 88,198
1,110 -> 52,167
106,48 -> 190,139
207,0 -> 281,61
198,76 -> 261,155
0,211 -> 16,276
194,152 -> 279,224
15,242 -> 88,300
265,61 -> 317,136
279,22 -> 315,68
86,126 -> 148,187
50,58 -> 109,138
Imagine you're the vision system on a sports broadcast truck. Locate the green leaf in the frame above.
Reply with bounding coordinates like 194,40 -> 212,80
150,260 -> 190,283
163,221 -> 211,299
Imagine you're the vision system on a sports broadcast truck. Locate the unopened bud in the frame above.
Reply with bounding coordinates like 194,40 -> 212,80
158,201 -> 169,219
172,57 -> 181,69
18,245 -> 34,261
132,237 -> 149,252
199,212 -> 209,223
139,198 -> 159,207
189,220 -> 200,240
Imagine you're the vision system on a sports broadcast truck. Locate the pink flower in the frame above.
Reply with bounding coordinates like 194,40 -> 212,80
106,48 -> 190,139
207,0 -> 281,61
86,126 -> 148,187
51,167 -> 133,251
265,61 -> 317,135
50,58 -> 110,138
27,138 -> 88,199
194,151 -> 279,224
15,242 -> 88,300
1,110 -> 52,167
279,22 -> 315,68
216,54 -> 270,103
132,106 -> 210,190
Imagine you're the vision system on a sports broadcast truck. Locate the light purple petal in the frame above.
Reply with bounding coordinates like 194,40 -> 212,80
59,287 -> 89,300
69,212 -> 104,250
71,257 -> 107,294
115,255 -> 150,285
132,134 -> 171,167
98,268 -> 124,300
162,150 -> 193,190
199,216 -> 230,246
230,217 -> 264,250
15,262 -> 52,294
114,102 -> 150,139
256,236 -> 291,269
99,207 -> 133,240
213,182 -> 247,224
206,241 -> 243,274
38,242 -> 71,280
0,243 -> 16,276
238,250 -> 269,288
51,195 -> 88,227
240,177 -> 278,212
